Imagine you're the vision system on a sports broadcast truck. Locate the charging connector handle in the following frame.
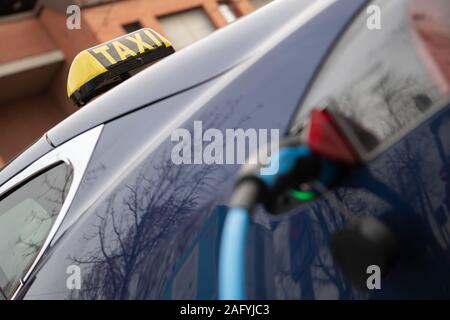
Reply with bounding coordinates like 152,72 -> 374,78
219,143 -> 333,300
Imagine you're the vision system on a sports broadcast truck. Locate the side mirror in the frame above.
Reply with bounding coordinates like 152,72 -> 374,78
67,28 -> 175,107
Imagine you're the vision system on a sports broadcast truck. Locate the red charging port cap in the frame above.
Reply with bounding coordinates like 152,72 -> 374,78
306,109 -> 360,164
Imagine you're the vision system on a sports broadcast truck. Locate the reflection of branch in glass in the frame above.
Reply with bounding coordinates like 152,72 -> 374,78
16,168 -> 74,259
6,167 -> 73,266
16,236 -> 42,258
39,168 -> 73,215
323,71 -> 438,143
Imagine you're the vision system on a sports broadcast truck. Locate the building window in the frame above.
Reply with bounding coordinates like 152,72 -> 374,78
219,3 -> 237,23
159,8 -> 215,50
251,0 -> 274,10
0,0 -> 38,17
122,21 -> 143,33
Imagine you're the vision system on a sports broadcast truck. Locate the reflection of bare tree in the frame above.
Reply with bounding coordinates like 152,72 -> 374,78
68,96 -> 266,299
268,185 -> 375,299
69,149 -> 220,299
307,188 -> 368,299
17,165 -> 73,259
371,129 -> 450,250
270,69 -> 447,298
317,71 -> 438,146
82,164 -> 107,186
286,69 -> 443,298
0,163 -> 73,298
371,73 -> 437,136
372,74 -> 419,128
17,227 -> 42,258
38,166 -> 73,218
310,203 -> 350,298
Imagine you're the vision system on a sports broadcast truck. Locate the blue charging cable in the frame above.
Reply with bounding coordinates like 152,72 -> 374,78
218,207 -> 251,300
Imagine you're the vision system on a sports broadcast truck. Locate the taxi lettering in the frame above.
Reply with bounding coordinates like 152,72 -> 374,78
89,29 -> 165,67
67,27 -> 174,106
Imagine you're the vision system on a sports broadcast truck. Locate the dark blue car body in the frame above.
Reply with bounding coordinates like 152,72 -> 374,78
2,0 -> 450,299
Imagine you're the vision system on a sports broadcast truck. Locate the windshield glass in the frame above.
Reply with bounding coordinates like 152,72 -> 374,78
293,0 -> 450,153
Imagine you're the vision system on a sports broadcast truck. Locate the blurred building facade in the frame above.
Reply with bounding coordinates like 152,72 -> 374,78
0,0 -> 274,167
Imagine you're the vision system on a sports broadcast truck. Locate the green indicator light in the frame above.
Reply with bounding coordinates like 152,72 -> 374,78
290,189 -> 316,202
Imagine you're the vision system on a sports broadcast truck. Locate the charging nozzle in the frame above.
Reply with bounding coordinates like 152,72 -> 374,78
232,142 -> 337,213
219,107 -> 372,299
219,140 -> 338,300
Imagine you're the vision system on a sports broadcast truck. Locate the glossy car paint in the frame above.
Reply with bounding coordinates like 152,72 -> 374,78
0,136 -> 53,187
45,0 -> 322,147
4,0 -> 450,299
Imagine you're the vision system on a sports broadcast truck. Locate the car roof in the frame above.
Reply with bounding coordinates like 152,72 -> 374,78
45,0 -> 344,147
1,0 -> 370,187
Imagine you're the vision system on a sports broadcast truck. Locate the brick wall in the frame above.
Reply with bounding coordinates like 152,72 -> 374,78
0,0 -> 261,166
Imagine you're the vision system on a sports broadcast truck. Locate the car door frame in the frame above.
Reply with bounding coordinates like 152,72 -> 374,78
0,125 -> 103,299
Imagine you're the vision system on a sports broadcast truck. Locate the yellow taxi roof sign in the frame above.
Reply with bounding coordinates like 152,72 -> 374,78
67,28 -> 175,107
